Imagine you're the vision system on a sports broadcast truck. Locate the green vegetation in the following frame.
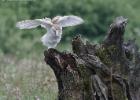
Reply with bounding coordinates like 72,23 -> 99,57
0,0 -> 140,56
0,54 -> 58,100
0,0 -> 140,99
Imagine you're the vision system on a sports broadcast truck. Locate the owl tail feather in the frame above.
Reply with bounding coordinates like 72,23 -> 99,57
41,34 -> 57,49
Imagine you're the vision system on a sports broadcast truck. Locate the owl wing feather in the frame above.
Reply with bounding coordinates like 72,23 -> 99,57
56,15 -> 84,27
16,18 -> 52,29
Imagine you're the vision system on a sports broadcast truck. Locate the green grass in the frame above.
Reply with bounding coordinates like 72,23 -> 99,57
0,54 -> 58,100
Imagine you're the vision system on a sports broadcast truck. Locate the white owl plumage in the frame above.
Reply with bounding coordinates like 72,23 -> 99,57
16,15 -> 84,48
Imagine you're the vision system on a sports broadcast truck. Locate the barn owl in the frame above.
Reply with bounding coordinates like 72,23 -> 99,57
16,15 -> 84,48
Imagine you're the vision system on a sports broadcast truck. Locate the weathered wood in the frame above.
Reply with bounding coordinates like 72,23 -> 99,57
44,17 -> 140,100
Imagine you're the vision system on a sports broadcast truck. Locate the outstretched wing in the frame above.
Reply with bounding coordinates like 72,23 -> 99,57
16,18 -> 52,29
56,15 -> 84,27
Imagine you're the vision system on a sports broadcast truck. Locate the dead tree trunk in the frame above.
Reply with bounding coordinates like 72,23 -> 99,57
44,17 -> 140,100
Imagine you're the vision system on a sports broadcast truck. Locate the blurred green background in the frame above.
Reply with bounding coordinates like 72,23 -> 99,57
0,0 -> 140,99
0,0 -> 140,56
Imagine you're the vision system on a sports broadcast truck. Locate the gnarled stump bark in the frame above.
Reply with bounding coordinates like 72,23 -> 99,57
44,17 -> 140,100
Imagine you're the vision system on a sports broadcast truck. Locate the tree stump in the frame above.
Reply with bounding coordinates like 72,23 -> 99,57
44,17 -> 140,100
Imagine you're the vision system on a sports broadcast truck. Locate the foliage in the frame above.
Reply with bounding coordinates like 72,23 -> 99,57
0,0 -> 140,55
0,55 -> 57,100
